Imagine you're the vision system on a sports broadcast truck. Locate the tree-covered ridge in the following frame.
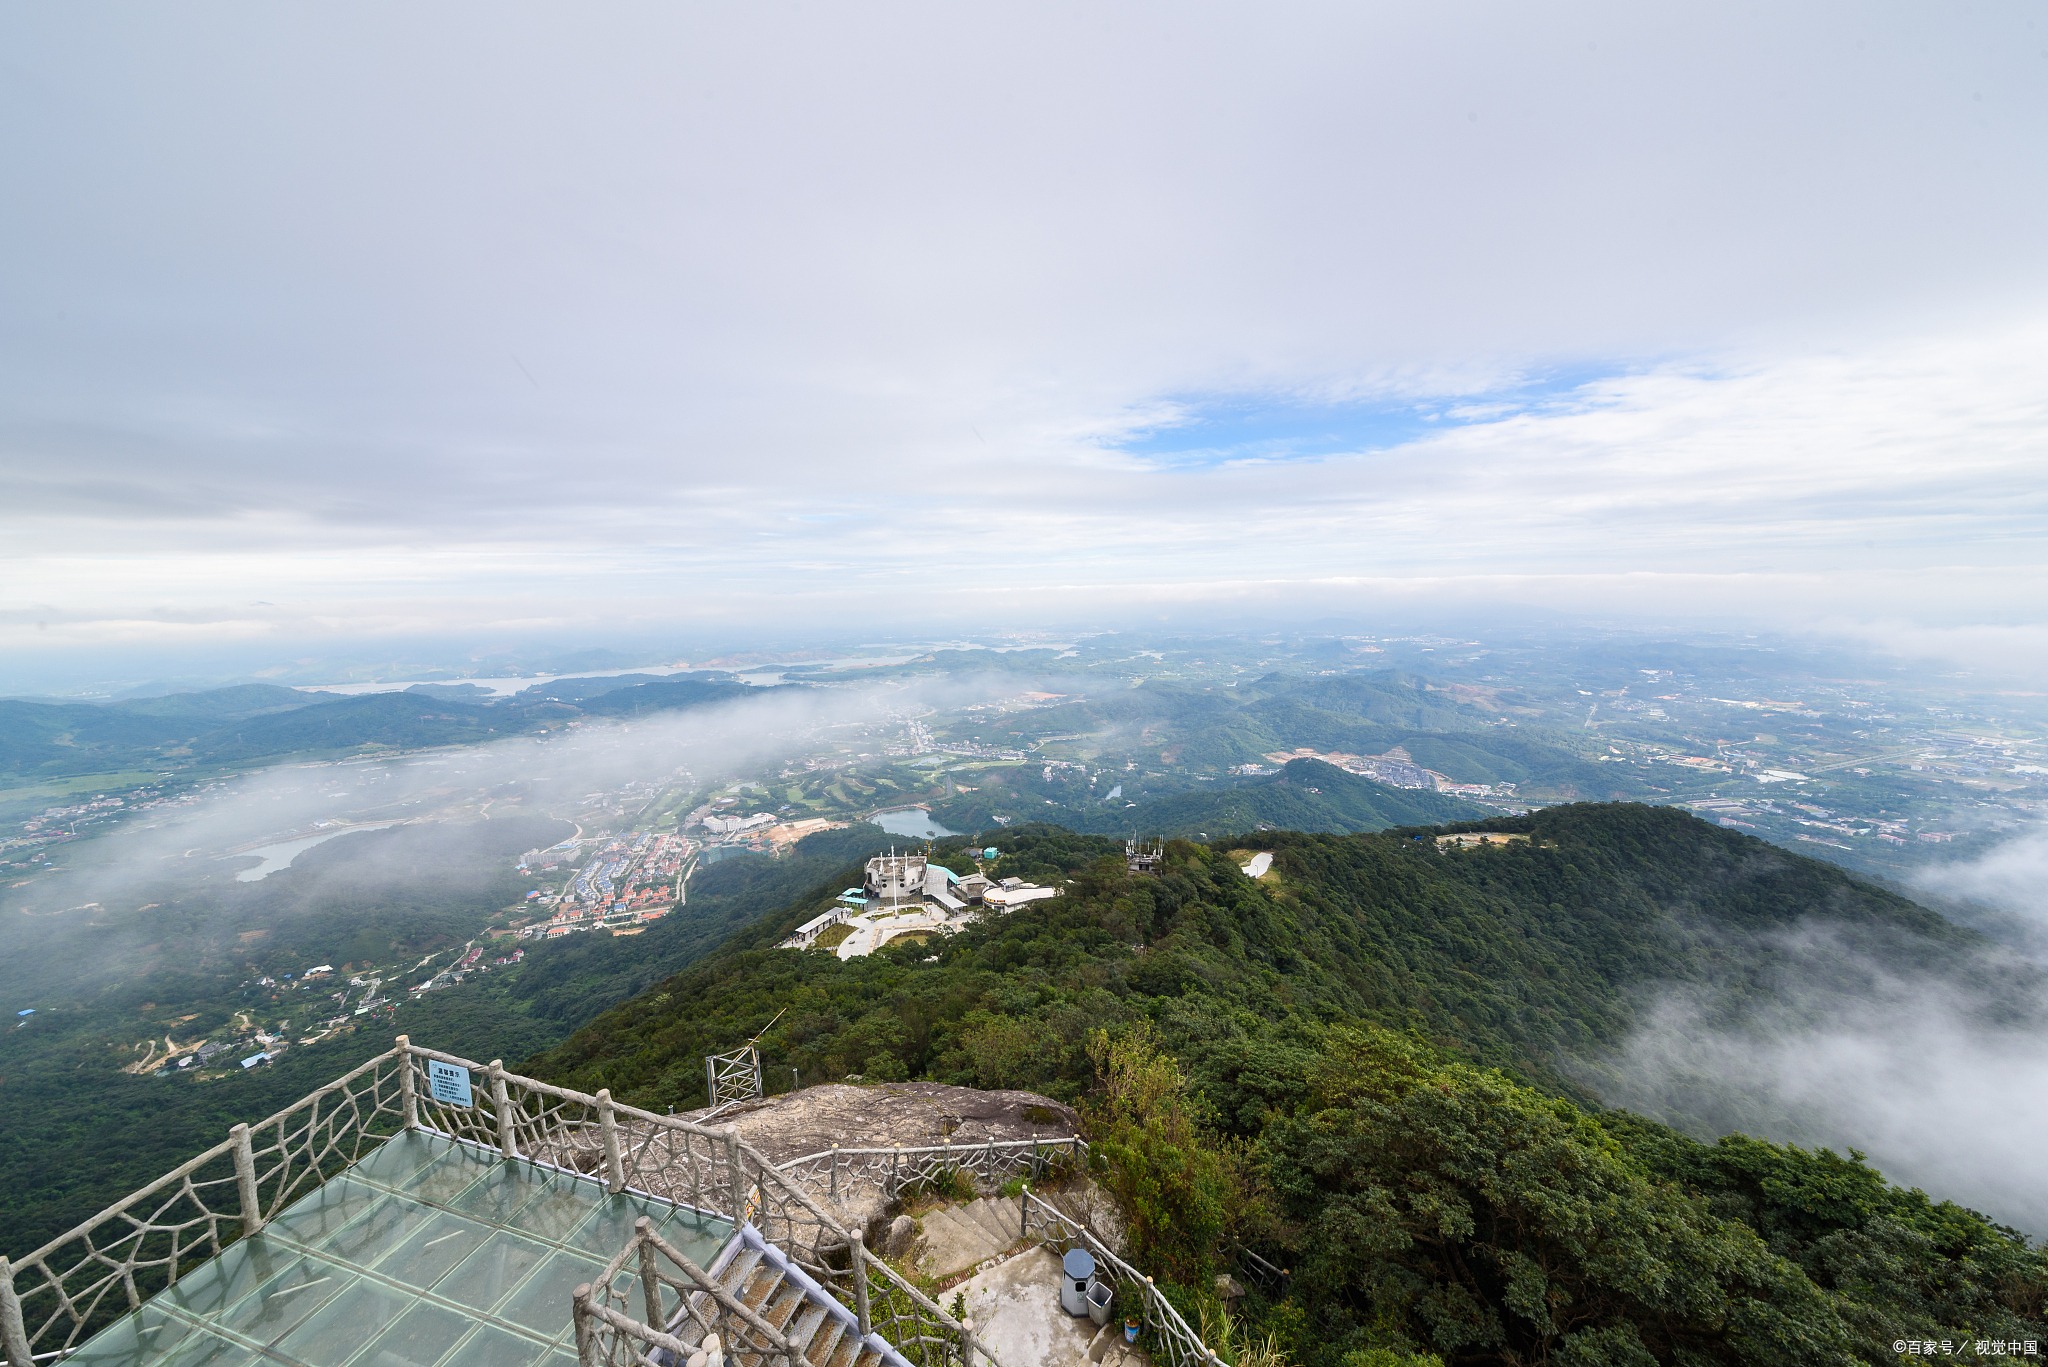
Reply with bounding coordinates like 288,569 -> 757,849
534,805 -> 1998,1104
930,757 -> 1489,842
523,805 -> 2047,1363
0,677 -> 767,777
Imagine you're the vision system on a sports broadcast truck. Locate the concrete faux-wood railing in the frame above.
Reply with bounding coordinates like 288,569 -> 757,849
1017,1189 -> 1217,1367
776,1137 -> 1088,1207
0,1038 -> 989,1367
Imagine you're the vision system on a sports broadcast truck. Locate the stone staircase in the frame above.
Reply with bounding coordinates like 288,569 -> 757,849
916,1195 -> 1026,1279
661,1227 -> 891,1367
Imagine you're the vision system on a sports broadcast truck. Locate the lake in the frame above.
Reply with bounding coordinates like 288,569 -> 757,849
871,808 -> 958,840
228,822 -> 400,881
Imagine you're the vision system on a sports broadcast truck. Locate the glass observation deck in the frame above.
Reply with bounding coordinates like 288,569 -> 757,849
62,1130 -> 728,1367
4,1038 -> 1085,1367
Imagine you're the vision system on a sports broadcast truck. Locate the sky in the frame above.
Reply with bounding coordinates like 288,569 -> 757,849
3,2 -> 2046,676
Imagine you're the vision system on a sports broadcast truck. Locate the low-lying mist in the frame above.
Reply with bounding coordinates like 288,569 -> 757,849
1590,840 -> 2048,1234
0,672 -> 1031,1007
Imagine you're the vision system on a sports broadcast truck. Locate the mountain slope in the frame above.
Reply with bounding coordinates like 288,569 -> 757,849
106,683 -> 319,722
531,803 -> 2002,1107
928,758 -> 1489,840
0,700 -> 193,777
524,806 -> 2048,1365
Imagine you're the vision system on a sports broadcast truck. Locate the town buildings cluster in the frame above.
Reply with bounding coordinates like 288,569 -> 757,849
520,830 -> 686,938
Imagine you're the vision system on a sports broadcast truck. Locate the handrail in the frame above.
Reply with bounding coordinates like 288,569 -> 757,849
4,1038 -> 868,1365
577,1220 -> 809,1367
1019,1189 -> 1214,1367
1227,1241 -> 1289,1293
7,1044 -> 412,1362
856,1244 -> 991,1367
776,1136 -> 1088,1205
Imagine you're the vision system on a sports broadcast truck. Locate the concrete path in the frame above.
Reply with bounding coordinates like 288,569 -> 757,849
955,1247 -> 1097,1367
954,1246 -> 1155,1367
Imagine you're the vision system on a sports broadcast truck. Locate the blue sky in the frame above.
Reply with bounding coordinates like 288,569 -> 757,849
1116,368 -> 1626,466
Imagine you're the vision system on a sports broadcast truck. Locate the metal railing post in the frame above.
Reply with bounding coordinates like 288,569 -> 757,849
889,1144 -> 900,1199
572,1283 -> 601,1367
635,1217 -> 665,1329
230,1123 -> 264,1236
829,1146 -> 839,1201
851,1227 -> 871,1337
706,1056 -> 718,1112
598,1089 -> 627,1195
1,1256 -> 32,1367
395,1035 -> 418,1130
1019,1185 -> 1029,1240
489,1061 -> 515,1160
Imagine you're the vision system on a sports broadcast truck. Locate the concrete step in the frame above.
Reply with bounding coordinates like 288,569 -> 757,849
939,1205 -> 1007,1261
805,1315 -> 849,1367
676,1236 -> 899,1367
786,1304 -> 831,1361
918,1206 -> 1003,1278
959,1197 -> 1016,1248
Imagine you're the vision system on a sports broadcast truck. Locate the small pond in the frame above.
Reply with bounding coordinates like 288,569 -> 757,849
870,808 -> 958,840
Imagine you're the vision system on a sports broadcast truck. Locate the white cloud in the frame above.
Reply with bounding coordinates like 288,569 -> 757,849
1594,918 -> 2048,1234
1,2 -> 2045,649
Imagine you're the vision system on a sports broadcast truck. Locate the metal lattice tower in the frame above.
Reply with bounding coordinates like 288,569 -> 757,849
703,1045 -> 763,1116
703,1007 -> 784,1116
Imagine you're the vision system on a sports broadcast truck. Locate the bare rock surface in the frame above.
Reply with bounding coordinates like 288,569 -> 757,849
681,1082 -> 1081,1162
676,1081 -> 1080,1241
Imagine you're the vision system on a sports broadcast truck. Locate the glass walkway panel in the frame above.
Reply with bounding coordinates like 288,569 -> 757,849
60,1130 -> 728,1367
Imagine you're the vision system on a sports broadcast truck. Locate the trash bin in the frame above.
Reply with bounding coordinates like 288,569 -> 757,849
1087,1279 -> 1114,1326
1060,1248 -> 1096,1316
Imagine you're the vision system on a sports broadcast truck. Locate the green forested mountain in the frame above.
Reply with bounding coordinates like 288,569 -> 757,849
930,758 -> 1488,841
0,700 -> 195,776
105,683 -> 319,722
574,678 -> 758,716
0,678 -> 780,777
526,805 -> 2048,1366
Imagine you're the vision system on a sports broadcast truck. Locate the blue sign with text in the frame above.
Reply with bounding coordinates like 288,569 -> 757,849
427,1058 -> 473,1107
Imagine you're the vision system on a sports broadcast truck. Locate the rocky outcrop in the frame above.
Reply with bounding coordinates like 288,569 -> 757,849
681,1081 -> 1080,1160
679,1081 -> 1082,1241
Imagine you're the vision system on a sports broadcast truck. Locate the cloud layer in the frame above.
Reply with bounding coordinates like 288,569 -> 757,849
3,2 -> 2045,655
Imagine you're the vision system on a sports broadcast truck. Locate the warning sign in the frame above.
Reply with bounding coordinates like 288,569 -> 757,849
427,1058 -> 473,1107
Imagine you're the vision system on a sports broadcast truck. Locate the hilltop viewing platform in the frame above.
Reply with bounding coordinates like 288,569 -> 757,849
776,852 -> 1059,960
3,1040 -> 1221,1367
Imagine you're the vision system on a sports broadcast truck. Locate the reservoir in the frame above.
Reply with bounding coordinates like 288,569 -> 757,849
871,808 -> 958,840
228,822 -> 400,881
